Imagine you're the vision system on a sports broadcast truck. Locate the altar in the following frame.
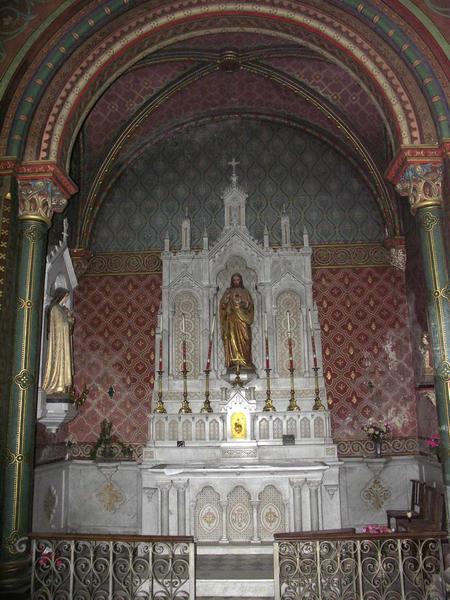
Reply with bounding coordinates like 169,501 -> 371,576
140,161 -> 342,541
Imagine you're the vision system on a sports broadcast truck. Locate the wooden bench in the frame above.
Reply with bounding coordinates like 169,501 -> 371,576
386,479 -> 424,529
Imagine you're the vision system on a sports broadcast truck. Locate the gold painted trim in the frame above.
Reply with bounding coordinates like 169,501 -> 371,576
411,198 -> 442,214
18,213 -> 51,226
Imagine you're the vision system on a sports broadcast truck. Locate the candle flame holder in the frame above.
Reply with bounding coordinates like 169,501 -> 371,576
312,366 -> 325,411
154,369 -> 166,414
201,368 -> 213,413
263,367 -> 276,411
287,365 -> 300,411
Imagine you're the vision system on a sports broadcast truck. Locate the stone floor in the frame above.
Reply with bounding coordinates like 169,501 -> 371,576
197,554 -> 274,579
196,553 -> 274,599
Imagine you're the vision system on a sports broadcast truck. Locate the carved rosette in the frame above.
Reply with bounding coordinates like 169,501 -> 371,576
18,179 -> 67,225
395,164 -> 443,214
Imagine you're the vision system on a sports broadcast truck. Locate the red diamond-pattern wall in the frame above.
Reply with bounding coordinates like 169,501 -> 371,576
313,266 -> 418,440
63,266 -> 417,445
65,273 -> 161,443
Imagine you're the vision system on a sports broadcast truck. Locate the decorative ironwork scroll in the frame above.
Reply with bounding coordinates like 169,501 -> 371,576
274,531 -> 446,600
28,534 -> 195,599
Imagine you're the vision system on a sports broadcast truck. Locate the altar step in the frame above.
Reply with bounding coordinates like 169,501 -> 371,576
196,548 -> 274,599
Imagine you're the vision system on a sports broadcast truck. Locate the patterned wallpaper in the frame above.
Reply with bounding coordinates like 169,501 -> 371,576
313,266 -> 418,442
92,119 -> 384,251
57,262 -> 418,448
61,273 -> 161,444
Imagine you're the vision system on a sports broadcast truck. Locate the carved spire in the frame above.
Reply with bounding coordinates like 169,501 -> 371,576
281,204 -> 291,248
181,206 -> 191,251
223,158 -> 247,229
263,224 -> 270,249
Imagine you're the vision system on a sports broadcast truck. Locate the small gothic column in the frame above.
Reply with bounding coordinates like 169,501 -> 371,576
396,163 -> 450,501
0,171 -> 75,593
290,479 -> 304,531
174,481 -> 188,535
220,500 -> 228,543
308,481 -> 321,531
159,482 -> 171,535
251,500 -> 260,543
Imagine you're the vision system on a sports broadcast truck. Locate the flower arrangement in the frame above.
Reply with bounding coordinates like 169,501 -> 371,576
362,421 -> 391,441
362,524 -> 392,535
37,547 -> 63,570
425,434 -> 441,460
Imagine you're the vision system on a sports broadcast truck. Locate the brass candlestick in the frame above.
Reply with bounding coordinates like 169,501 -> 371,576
312,366 -> 325,411
179,367 -> 192,413
154,369 -> 166,413
201,368 -> 213,413
287,365 -> 300,411
263,367 -> 276,411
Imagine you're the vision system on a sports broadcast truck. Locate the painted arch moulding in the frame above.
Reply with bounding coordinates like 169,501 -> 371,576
4,0 -> 441,165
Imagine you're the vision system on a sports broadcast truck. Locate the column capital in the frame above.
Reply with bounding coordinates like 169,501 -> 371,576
306,480 -> 322,490
173,480 -> 188,492
1,160 -> 78,226
289,478 -> 306,489
396,163 -> 443,215
17,179 -> 66,226
385,145 -> 443,185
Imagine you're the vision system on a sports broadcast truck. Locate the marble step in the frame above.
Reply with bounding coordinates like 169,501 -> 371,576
196,553 -> 274,598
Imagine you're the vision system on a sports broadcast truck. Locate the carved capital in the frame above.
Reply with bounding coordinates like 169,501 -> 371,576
70,247 -> 93,278
306,480 -> 322,491
396,164 -> 443,215
289,478 -> 306,490
384,237 -> 406,271
17,179 -> 67,226
173,480 -> 188,492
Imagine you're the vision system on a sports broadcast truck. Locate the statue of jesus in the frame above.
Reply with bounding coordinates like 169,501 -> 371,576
219,273 -> 255,372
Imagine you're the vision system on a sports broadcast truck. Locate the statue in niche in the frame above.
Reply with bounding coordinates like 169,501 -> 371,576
42,288 -> 74,397
219,273 -> 255,372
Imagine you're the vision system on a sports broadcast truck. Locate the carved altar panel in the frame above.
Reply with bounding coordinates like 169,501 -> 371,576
227,486 -> 253,542
258,485 -> 285,540
276,291 -> 303,376
173,292 -> 200,378
195,486 -> 222,542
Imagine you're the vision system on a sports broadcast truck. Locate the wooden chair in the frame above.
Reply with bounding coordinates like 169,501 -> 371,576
396,485 -> 446,532
386,479 -> 424,529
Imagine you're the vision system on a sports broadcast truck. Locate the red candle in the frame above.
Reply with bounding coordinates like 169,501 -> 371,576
288,336 -> 294,370
158,338 -> 163,372
311,332 -> 318,369
309,309 -> 318,368
205,314 -> 215,371
206,339 -> 212,371
182,339 -> 187,372
265,335 -> 270,369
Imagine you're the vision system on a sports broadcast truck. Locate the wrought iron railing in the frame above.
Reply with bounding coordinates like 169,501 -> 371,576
274,529 -> 447,600
27,533 -> 195,599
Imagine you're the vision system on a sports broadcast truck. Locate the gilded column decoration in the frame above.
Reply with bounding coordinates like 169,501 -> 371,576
396,162 -> 450,490
17,179 -> 67,225
0,171 -> 75,593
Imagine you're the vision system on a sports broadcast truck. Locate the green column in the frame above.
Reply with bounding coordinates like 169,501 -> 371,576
0,179 -> 66,594
398,163 -> 450,499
